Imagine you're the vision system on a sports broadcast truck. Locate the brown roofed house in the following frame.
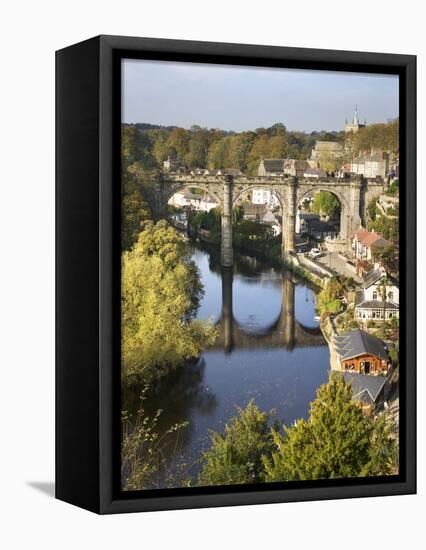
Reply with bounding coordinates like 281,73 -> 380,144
258,159 -> 285,176
352,227 -> 391,262
333,328 -> 389,375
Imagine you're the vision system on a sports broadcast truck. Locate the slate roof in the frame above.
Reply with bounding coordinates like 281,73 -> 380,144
222,168 -> 244,176
334,329 -> 388,362
261,159 -> 285,172
363,267 -> 398,289
357,300 -> 399,310
304,167 -> 327,177
363,267 -> 383,287
371,237 -> 392,250
342,372 -> 387,404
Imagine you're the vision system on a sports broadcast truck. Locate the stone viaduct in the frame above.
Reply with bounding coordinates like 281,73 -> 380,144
159,173 -> 386,267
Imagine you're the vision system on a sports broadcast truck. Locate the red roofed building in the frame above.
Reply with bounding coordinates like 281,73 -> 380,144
352,227 -> 391,261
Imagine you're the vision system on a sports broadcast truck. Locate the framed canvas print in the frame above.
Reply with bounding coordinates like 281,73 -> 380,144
56,35 -> 416,514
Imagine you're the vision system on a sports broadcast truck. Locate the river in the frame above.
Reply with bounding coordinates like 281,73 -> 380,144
123,243 -> 330,488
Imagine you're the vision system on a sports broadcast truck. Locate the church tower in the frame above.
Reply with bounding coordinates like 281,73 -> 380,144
345,106 -> 366,133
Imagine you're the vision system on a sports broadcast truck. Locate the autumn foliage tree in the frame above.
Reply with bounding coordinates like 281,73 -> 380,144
121,221 -> 217,384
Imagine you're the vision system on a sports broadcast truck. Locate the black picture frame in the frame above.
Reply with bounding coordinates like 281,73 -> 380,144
56,35 -> 416,514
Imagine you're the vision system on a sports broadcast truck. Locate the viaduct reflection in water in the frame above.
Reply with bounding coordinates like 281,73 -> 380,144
216,267 -> 325,354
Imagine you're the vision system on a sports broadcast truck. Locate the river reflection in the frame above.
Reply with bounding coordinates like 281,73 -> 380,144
123,244 -> 330,487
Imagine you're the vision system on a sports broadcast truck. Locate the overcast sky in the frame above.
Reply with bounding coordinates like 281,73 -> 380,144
122,59 -> 399,133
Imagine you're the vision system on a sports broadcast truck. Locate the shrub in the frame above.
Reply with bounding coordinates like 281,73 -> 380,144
198,400 -> 276,486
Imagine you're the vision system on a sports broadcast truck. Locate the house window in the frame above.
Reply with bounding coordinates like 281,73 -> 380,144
372,291 -> 378,300
373,309 -> 383,319
388,291 -> 394,301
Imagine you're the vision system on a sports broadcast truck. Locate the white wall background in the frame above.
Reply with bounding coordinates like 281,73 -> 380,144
0,1 -> 423,548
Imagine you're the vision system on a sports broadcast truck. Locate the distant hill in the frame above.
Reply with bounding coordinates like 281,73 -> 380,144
123,122 -> 179,132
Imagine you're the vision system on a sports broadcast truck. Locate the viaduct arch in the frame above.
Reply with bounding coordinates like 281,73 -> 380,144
161,174 -> 386,267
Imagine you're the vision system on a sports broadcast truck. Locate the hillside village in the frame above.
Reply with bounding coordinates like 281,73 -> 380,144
163,110 -> 400,424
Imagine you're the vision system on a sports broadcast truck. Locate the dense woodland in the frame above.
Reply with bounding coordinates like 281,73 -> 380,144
122,118 -> 398,176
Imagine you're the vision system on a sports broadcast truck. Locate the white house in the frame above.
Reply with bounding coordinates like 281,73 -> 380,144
303,167 -> 327,178
352,227 -> 391,261
283,159 -> 310,177
168,191 -> 218,212
350,152 -> 389,178
252,188 -> 280,208
355,266 -> 399,322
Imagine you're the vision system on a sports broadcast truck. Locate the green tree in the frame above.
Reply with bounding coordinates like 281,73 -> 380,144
351,118 -> 399,156
264,373 -> 396,481
186,126 -> 210,167
227,132 -> 257,171
245,132 -> 288,175
167,127 -> 190,159
198,400 -> 276,486
311,191 -> 340,218
207,136 -> 232,169
121,170 -> 151,250
367,198 -> 378,222
121,221 -> 217,383
316,276 -> 344,316
149,128 -> 171,165
368,215 -> 399,241
122,125 -> 158,169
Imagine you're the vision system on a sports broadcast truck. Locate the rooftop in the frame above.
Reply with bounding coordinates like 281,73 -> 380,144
342,372 -> 387,404
304,167 -> 327,177
363,266 -> 398,289
354,227 -> 391,248
260,159 -> 285,172
355,290 -> 399,310
334,329 -> 388,362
